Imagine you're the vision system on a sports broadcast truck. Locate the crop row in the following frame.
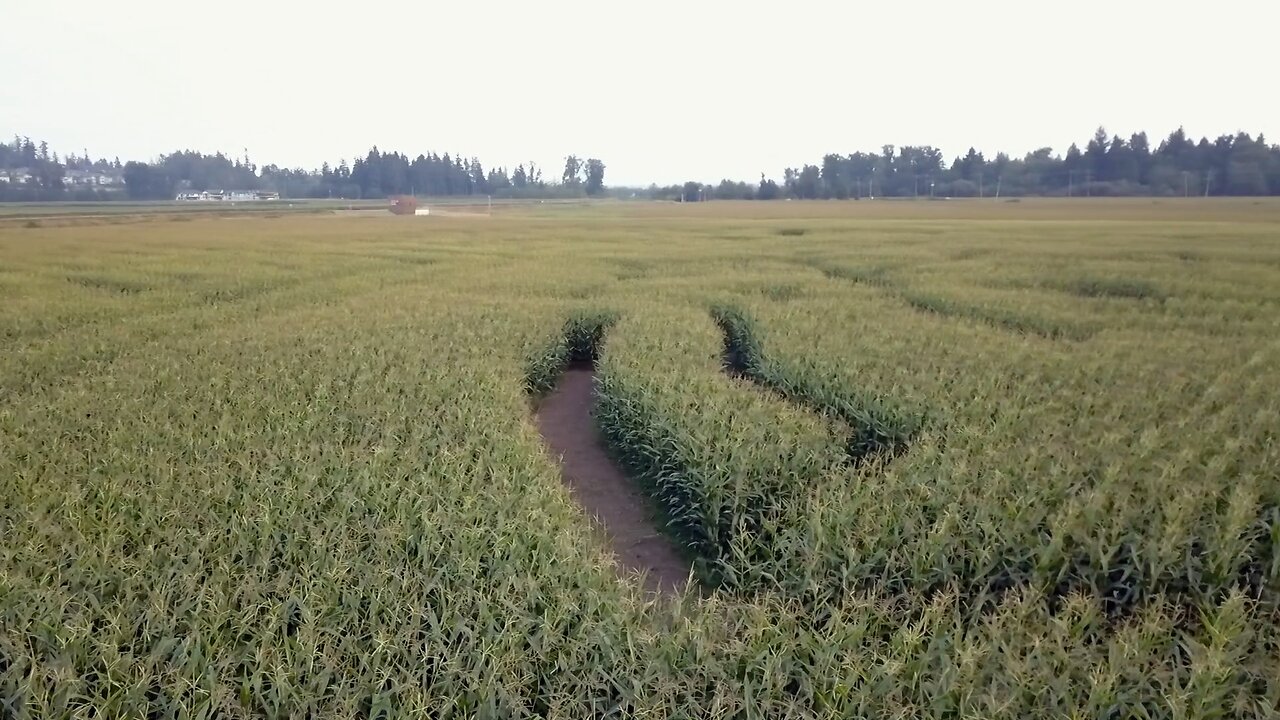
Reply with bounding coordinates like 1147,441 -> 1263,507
579,295 -> 1278,619
5,214 -> 1280,717
514,300 -> 1279,716
728,287 -> 1280,613
523,310 -> 617,396
591,305 -> 848,593
712,304 -> 920,462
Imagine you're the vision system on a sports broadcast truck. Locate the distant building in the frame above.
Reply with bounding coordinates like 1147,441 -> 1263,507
176,191 -> 227,201
4,169 -> 34,184
62,169 -> 124,186
389,196 -> 418,215
174,189 -> 280,202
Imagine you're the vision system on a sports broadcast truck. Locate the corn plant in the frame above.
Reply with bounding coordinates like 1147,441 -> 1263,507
2,204 -> 1278,718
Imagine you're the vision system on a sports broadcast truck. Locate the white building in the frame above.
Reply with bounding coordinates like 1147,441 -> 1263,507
175,189 -> 279,202
61,169 -> 124,186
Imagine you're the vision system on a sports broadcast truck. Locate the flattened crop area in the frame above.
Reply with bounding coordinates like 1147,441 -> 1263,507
2,201 -> 1279,718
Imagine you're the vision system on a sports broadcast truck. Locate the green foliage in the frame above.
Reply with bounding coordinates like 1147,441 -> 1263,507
8,127 -> 1280,203
784,128 -> 1280,198
808,261 -> 895,287
122,160 -> 175,200
594,307 -> 849,592
524,310 -> 618,395
812,260 -> 1096,340
1061,276 -> 1166,300
711,305 -> 920,460
760,283 -> 803,302
585,159 -> 606,197
2,205 -> 1278,717
66,273 -> 151,295
899,290 -> 1096,340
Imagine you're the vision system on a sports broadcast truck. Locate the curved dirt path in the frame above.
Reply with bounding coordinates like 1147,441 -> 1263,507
535,366 -> 691,595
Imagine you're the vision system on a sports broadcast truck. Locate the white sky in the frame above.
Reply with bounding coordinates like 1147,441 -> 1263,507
4,0 -> 1277,186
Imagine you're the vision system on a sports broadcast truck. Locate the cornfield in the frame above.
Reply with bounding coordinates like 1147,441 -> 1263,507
1,199 -> 1278,718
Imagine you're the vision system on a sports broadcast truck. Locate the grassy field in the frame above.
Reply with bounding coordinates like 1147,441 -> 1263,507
2,199 -> 1278,718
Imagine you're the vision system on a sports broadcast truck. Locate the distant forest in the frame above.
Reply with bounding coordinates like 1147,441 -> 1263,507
0,138 -> 605,202
2,127 -> 1279,202
659,128 -> 1280,201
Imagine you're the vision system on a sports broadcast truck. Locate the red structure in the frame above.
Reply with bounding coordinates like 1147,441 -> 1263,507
389,196 -> 418,215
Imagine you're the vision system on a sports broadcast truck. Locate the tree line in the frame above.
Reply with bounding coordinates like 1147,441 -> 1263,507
0,136 -> 126,201
646,127 -> 1280,200
120,148 -> 608,201
5,126 -> 1280,202
2,136 -> 607,202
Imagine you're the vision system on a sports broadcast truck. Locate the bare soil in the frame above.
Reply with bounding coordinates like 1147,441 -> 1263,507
535,366 -> 691,595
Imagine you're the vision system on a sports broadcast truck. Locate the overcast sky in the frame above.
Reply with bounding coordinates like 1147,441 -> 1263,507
4,0 -> 1276,186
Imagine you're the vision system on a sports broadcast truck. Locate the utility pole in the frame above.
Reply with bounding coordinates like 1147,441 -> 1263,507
995,176 -> 1002,198
1204,171 -> 1212,197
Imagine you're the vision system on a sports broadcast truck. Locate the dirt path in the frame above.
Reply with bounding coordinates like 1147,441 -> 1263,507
535,366 -> 691,595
